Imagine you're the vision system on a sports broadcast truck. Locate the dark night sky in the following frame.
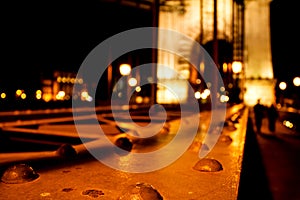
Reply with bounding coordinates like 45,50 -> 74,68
270,0 -> 300,82
1,0 -> 152,90
2,1 -> 102,71
1,0 -> 299,91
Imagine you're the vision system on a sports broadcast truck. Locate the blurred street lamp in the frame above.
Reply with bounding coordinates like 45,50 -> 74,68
36,90 -> 42,100
119,64 -> 132,104
232,61 -> 243,103
279,81 -> 287,106
232,61 -> 242,74
128,77 -> 137,87
279,81 -> 287,90
119,64 -> 131,76
16,89 -> 23,97
20,93 -> 26,100
1,93 -> 6,99
292,77 -> 300,108
293,77 -> 300,87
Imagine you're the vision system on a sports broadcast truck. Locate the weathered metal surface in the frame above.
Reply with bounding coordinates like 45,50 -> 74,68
0,104 -> 248,199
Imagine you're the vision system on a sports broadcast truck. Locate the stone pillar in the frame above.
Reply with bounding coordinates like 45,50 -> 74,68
243,0 -> 276,106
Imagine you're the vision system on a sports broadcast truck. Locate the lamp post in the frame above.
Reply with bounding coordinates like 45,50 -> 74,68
119,64 -> 132,104
232,61 -> 242,103
293,77 -> 300,108
279,81 -> 287,107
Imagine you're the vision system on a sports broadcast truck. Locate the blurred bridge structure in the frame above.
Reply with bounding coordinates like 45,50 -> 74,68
100,0 -> 275,107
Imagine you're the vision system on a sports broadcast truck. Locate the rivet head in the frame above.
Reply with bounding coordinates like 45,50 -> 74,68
193,158 -> 223,172
1,163 -> 39,184
219,135 -> 233,144
115,137 -> 133,152
118,182 -> 163,200
56,143 -> 77,158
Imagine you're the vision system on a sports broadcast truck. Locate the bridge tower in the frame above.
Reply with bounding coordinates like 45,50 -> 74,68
156,0 -> 275,106
157,0 -> 236,104
243,0 -> 276,106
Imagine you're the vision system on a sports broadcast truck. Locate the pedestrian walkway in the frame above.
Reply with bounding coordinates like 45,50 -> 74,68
238,108 -> 300,200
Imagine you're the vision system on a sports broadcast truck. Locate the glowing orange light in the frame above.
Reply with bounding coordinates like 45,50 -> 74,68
232,61 -> 242,74
279,82 -> 287,90
1,93 -> 6,99
119,64 -> 131,76
36,94 -> 42,100
135,86 -> 141,92
128,78 -> 137,87
35,90 -> 42,99
293,77 -> 300,87
194,91 -> 201,99
223,63 -> 228,73
20,93 -> 26,99
56,91 -> 66,100
43,94 -> 52,102
135,96 -> 143,104
16,89 -> 22,96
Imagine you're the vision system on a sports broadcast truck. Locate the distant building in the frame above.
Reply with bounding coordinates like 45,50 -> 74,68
41,70 -> 92,102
